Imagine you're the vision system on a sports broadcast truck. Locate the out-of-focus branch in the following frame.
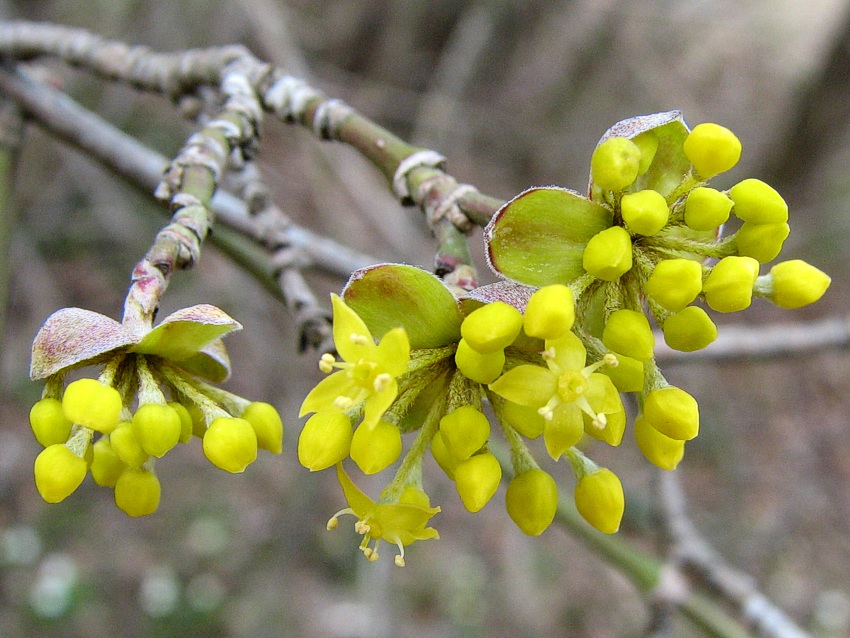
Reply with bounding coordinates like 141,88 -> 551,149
0,87 -> 23,342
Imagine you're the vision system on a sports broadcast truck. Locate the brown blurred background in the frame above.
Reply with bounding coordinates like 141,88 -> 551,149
1,1 -> 849,636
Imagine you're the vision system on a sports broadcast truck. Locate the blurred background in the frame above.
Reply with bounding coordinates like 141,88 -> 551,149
1,1 -> 849,636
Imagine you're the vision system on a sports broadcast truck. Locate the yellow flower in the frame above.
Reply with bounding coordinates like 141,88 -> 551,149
300,295 -> 410,427
328,464 -> 440,567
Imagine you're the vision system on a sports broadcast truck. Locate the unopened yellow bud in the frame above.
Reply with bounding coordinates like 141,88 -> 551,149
621,189 -> 669,236
729,179 -> 788,224
114,468 -> 161,517
506,469 -> 558,536
242,402 -> 284,454
601,353 -> 644,393
703,256 -> 759,312
583,226 -> 633,281
168,402 -> 193,444
662,306 -> 717,352
298,413 -> 352,471
430,430 -> 458,480
34,443 -> 88,503
523,284 -> 575,340
591,137 -> 641,191
735,221 -> 790,263
684,187 -> 733,231
643,387 -> 699,440
574,468 -> 625,534
30,398 -> 72,447
62,378 -> 122,434
202,417 -> 258,473
500,400 -> 545,439
90,435 -> 127,487
109,421 -> 149,468
439,405 -> 490,461
683,123 -> 741,178
766,260 -> 831,309
454,452 -> 502,513
132,403 -> 181,458
645,259 -> 703,312
455,338 -> 505,384
602,309 -> 654,361
634,415 -> 685,471
350,419 -> 402,475
461,302 -> 523,354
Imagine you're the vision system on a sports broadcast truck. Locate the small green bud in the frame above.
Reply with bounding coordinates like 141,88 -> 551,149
523,284 -> 575,340
505,469 -> 558,536
203,417 -> 258,473
62,378 -> 122,434
735,221 -> 790,263
574,468 -> 624,534
643,387 -> 699,440
634,415 -> 685,471
439,405 -> 490,461
242,402 -> 284,454
683,123 -> 741,178
620,189 -> 669,236
114,468 -> 161,517
455,338 -> 505,384
34,443 -> 88,503
500,400 -> 545,439
132,404 -> 181,458
684,187 -> 733,231
30,398 -> 72,447
703,256 -> 760,312
583,226 -> 633,281
298,413 -> 352,471
460,301 -> 523,354
645,259 -> 703,312
454,452 -> 502,513
729,178 -> 788,224
350,419 -> 402,475
590,137 -> 641,191
662,306 -> 717,352
602,309 -> 654,361
765,260 -> 831,309
90,435 -> 127,487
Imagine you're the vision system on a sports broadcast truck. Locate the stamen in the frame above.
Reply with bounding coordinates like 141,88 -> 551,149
541,346 -> 557,360
592,412 -> 607,429
395,555 -> 406,567
319,353 -> 336,373
354,519 -> 371,535
602,353 -> 619,367
537,406 -> 554,421
327,517 -> 339,531
373,373 -> 391,392
367,550 -> 379,562
333,396 -> 355,410
350,333 -> 370,346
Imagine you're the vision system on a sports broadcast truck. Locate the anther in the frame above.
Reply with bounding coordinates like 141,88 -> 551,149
319,353 -> 336,373
373,373 -> 391,392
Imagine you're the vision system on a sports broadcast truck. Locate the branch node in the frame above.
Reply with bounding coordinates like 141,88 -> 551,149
263,74 -> 324,122
312,97 -> 354,140
391,149 -> 446,204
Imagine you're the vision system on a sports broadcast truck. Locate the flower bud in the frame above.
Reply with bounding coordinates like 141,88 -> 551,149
90,435 -> 127,487
765,260 -> 831,309
684,187 -> 733,231
703,256 -> 759,312
455,338 -> 505,384
643,387 -> 699,440
602,309 -> 654,361
30,398 -> 72,447
132,403 -> 181,458
168,402 -> 193,444
110,421 -> 149,468
645,259 -> 703,312
683,123 -> 741,178
439,405 -> 490,461
735,221 -> 790,263
34,444 -> 88,503
574,468 -> 625,534
590,137 -> 641,191
523,284 -> 575,340
583,226 -> 633,281
242,402 -> 284,454
634,415 -> 685,471
298,413 -> 352,471
506,469 -> 558,536
621,189 -> 669,236
500,400 -> 545,439
460,302 -> 523,353
729,178 -> 788,224
662,306 -> 717,352
601,353 -> 644,393
454,452 -> 501,512
203,417 -> 258,473
430,431 -> 458,480
62,378 -> 122,434
350,419 -> 402,475
114,468 -> 161,517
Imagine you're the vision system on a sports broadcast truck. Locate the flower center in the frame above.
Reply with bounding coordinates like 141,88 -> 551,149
558,370 -> 588,402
